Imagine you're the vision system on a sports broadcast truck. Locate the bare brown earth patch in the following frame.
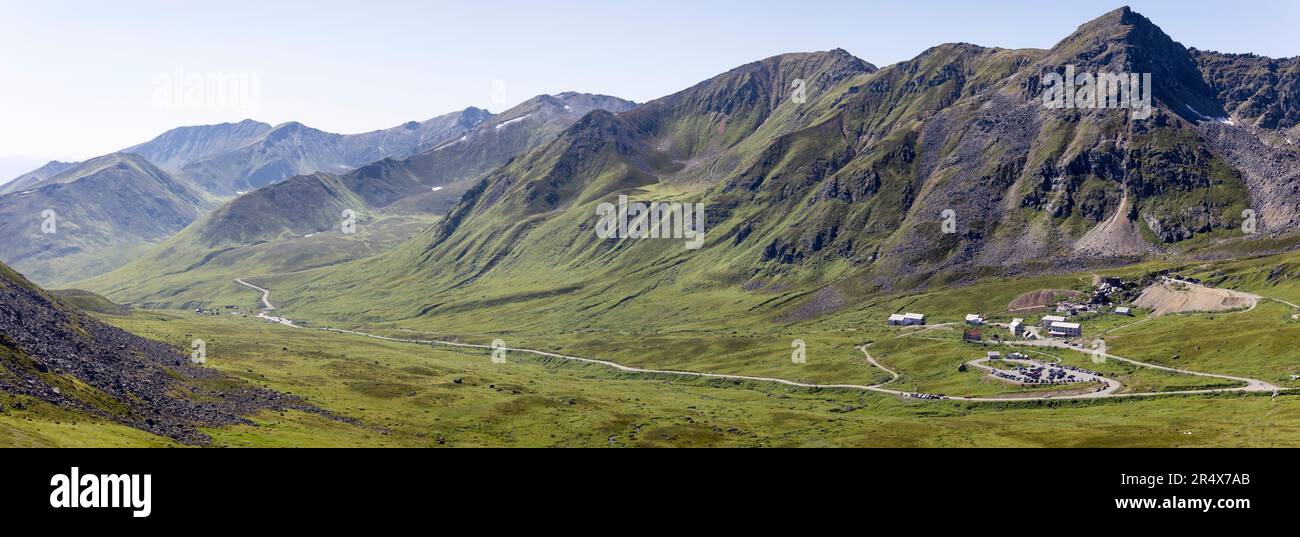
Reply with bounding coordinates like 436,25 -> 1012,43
1072,192 -> 1154,256
1008,289 -> 1081,311
1133,280 -> 1257,317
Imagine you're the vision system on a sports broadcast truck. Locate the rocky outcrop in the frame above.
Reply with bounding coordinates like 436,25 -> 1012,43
0,262 -> 321,445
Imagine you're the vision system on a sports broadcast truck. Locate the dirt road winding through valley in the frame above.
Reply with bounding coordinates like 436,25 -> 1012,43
236,278 -> 1291,403
234,278 -> 298,327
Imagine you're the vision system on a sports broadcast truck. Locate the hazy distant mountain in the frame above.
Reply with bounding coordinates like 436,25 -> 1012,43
0,160 -> 78,195
158,93 -> 633,249
3,121 -> 272,195
6,110 -> 493,199
176,108 -> 494,195
80,93 -> 637,306
122,119 -> 273,170
0,107 -> 504,285
0,153 -> 217,285
1,121 -> 272,196
0,156 -> 61,188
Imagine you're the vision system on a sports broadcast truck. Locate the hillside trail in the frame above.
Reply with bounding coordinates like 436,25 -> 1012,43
1264,296 -> 1300,320
234,278 -> 275,310
234,278 -> 298,327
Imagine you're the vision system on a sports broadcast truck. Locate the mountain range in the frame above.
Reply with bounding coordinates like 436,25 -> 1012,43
182,92 -> 635,249
0,107 -> 513,285
170,108 -> 493,196
6,5 -> 1300,449
7,6 -> 1299,329
0,153 -> 219,285
233,7 -> 1300,326
76,93 -> 636,305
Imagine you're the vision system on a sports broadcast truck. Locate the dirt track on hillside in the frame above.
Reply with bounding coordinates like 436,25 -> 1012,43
238,278 -> 1287,404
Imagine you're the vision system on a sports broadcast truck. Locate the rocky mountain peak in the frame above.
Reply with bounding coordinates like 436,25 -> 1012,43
1045,6 -> 1223,121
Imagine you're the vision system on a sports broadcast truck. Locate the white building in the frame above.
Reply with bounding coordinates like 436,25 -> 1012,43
1049,321 -> 1082,338
1009,318 -> 1026,337
965,314 -> 985,326
888,313 -> 926,326
986,351 -> 1002,360
1114,306 -> 1132,316
1041,315 -> 1067,328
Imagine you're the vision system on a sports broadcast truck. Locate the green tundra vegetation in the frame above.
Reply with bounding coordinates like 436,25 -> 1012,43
9,250 -> 1300,447
9,7 -> 1300,448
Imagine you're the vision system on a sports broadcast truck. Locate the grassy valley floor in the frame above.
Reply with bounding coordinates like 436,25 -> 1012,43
3,304 -> 1293,447
28,250 -> 1300,447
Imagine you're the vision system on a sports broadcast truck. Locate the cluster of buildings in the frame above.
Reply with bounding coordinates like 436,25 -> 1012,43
1005,304 -> 1134,340
1054,301 -> 1134,317
887,302 -> 1136,341
1041,315 -> 1082,338
194,305 -> 246,317
1054,301 -> 1098,316
193,308 -> 221,316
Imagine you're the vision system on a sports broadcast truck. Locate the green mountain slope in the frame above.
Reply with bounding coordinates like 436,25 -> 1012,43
261,49 -> 879,321
260,8 -> 1286,329
80,93 -> 636,307
0,153 -> 219,286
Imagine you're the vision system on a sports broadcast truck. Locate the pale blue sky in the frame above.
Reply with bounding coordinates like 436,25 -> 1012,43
1,0 -> 1297,165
